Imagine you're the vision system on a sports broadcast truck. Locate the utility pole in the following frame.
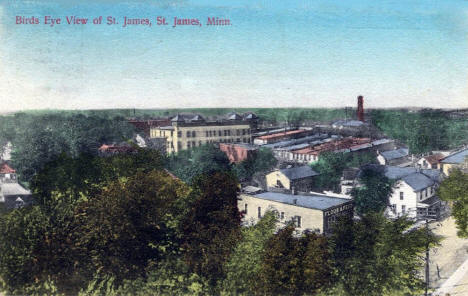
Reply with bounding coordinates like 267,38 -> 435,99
425,219 -> 430,296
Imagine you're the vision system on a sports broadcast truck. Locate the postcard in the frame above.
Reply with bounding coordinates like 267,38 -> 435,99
0,1 -> 467,295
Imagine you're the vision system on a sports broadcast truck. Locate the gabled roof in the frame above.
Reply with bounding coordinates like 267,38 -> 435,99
243,112 -> 258,120
440,148 -> 468,164
191,114 -> 205,122
278,165 -> 319,180
253,192 -> 350,210
0,163 -> 15,174
171,114 -> 185,122
422,153 -> 446,165
227,112 -> 243,120
402,173 -> 434,192
360,165 -> 440,192
380,148 -> 409,161
1,183 -> 31,196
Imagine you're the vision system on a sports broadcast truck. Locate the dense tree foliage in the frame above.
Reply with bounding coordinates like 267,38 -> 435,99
329,214 -> 439,296
166,144 -> 231,184
311,151 -> 376,192
438,169 -> 468,237
370,109 -> 468,154
181,171 -> 242,284
233,147 -> 277,182
0,113 -> 134,182
258,226 -> 332,296
222,212 -> 277,295
351,166 -> 393,216
76,171 -> 191,283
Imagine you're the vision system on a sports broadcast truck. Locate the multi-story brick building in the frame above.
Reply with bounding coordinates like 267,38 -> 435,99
150,113 -> 256,154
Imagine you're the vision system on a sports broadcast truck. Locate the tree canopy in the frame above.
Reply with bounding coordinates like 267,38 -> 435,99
351,166 -> 393,216
438,169 -> 468,237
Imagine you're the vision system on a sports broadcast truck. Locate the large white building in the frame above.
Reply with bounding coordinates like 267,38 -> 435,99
238,191 -> 353,234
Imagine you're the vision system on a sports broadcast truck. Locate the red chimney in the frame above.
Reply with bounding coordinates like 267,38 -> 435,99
357,95 -> 364,122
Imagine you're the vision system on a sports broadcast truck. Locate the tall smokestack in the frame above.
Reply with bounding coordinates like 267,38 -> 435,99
357,95 -> 364,122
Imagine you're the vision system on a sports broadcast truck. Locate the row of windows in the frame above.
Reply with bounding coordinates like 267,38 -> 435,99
205,129 -> 250,137
399,186 -> 435,202
179,129 -> 250,138
391,204 -> 406,214
247,204 -> 301,228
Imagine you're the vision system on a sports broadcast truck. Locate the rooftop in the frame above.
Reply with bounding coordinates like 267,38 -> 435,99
279,165 -> 319,180
380,148 -> 409,161
440,148 -> 468,164
1,183 -> 31,196
256,129 -> 307,141
402,173 -> 434,192
253,192 -> 351,210
423,153 -> 446,165
0,163 -> 15,174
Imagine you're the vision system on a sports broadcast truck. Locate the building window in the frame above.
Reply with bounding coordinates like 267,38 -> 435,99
187,142 -> 191,149
242,129 -> 246,135
192,141 -> 196,147
206,131 -> 209,137
258,207 -> 262,218
236,129 -> 240,136
294,216 -> 302,228
177,141 -> 181,149
280,212 -> 285,220
401,205 -> 406,214
186,131 -> 191,137
192,131 -> 196,137
400,192 -> 404,200
218,130 -> 222,136
178,131 -> 182,137
244,203 -> 248,214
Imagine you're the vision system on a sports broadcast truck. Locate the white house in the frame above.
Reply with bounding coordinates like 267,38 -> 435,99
372,166 -> 441,219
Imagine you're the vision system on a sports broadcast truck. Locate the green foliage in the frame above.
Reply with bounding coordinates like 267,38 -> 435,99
167,144 -> 231,184
0,151 -> 181,295
0,113 -> 134,182
181,171 -> 242,284
233,147 -> 277,181
370,109 -> 468,154
438,169 -> 468,237
75,170 -> 191,283
222,212 -> 277,295
311,151 -> 376,192
78,260 -> 211,296
351,166 -> 394,216
257,226 -> 332,296
329,214 -> 440,296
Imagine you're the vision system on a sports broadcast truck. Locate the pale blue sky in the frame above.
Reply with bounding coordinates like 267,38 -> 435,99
0,0 -> 467,111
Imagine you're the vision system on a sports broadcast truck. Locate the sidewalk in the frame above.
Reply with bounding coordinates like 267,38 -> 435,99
428,217 -> 468,295
433,257 -> 468,295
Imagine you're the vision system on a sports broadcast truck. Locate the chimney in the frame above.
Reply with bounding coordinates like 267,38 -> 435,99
357,95 -> 364,122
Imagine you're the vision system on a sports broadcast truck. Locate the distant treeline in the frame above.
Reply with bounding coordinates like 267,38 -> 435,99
370,109 -> 468,154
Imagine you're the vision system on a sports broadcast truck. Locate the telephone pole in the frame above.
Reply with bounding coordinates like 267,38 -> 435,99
425,219 -> 430,296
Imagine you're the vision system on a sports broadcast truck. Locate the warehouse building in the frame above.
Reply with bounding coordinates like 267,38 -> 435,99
239,191 -> 353,234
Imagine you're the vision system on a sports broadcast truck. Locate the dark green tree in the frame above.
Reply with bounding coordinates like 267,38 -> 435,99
329,214 -> 439,296
167,144 -> 231,184
181,171 -> 242,285
438,169 -> 468,237
257,226 -> 332,296
222,212 -> 277,295
351,166 -> 393,216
